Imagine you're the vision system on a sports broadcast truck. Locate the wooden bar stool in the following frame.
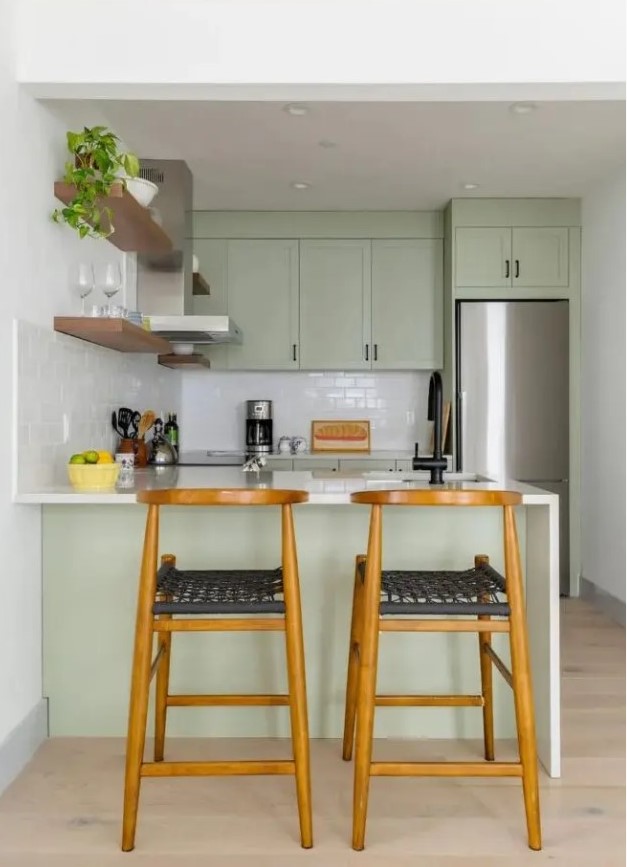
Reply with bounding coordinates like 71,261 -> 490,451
121,488 -> 312,851
343,489 -> 541,851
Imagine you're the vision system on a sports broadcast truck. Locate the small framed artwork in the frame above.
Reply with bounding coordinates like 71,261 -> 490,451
311,419 -> 371,453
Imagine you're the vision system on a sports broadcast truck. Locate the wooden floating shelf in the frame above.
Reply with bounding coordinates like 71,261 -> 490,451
158,353 -> 211,369
54,317 -> 172,354
54,182 -> 173,254
192,273 -> 211,296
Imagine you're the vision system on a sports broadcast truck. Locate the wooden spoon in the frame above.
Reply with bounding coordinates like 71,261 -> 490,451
137,410 -> 156,439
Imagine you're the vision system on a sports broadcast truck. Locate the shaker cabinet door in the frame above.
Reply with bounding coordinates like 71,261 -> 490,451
371,239 -> 443,369
299,240 -> 372,370
226,240 -> 299,370
512,227 -> 569,287
455,227 -> 512,287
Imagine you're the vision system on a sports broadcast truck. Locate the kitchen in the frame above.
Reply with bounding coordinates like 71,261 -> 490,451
2,25 -> 624,860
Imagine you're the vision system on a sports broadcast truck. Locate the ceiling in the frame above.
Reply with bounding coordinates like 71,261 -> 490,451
47,99 -> 625,210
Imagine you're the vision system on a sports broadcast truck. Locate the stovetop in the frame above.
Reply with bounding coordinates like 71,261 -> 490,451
176,450 -> 249,466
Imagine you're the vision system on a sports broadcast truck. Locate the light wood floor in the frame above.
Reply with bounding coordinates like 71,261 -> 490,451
0,599 -> 624,866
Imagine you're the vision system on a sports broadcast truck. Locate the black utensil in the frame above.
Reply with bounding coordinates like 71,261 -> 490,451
111,410 -> 124,438
117,407 -> 134,439
129,411 -> 141,439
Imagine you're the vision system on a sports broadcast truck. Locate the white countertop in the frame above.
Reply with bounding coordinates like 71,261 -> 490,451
14,466 -> 558,506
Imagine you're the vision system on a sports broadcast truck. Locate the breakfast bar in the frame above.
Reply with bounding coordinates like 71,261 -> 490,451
17,467 -> 560,777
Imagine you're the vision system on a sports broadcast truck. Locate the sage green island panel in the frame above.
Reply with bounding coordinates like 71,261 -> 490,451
512,227 -> 569,288
372,239 -> 443,369
226,240 -> 299,370
43,503 -> 521,743
455,227 -> 512,288
299,240 -> 372,370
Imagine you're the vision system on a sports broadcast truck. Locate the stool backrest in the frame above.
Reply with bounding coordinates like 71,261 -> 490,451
350,489 -> 522,507
137,488 -> 309,507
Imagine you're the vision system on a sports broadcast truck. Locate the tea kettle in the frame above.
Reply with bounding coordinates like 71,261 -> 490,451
150,432 -> 178,465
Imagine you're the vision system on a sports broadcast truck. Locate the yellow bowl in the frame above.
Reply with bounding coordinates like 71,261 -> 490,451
67,463 -> 120,492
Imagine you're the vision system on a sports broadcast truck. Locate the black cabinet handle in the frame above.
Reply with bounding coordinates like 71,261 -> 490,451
505,259 -> 510,278
364,344 -> 369,361
292,344 -> 297,362
374,344 -> 378,361
515,259 -> 520,279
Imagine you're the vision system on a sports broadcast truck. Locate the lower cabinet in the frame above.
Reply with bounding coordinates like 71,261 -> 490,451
338,459 -> 396,471
293,458 -> 339,471
262,457 -> 293,470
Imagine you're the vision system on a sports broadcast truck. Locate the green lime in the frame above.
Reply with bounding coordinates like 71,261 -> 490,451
69,454 -> 86,464
83,450 -> 99,464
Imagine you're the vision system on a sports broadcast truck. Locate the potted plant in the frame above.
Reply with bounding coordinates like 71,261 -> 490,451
51,126 -> 140,239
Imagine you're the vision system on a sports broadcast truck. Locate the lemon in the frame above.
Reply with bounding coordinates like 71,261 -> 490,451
83,450 -> 99,464
69,454 -> 86,464
97,450 -> 114,464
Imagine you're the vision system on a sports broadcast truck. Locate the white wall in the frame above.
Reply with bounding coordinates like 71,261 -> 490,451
581,166 -> 626,603
181,370 -> 431,452
15,0 -> 625,96
0,0 -> 179,783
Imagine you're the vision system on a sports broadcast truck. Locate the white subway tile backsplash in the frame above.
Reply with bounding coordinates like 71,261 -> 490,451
180,369 -> 432,451
15,320 -> 181,492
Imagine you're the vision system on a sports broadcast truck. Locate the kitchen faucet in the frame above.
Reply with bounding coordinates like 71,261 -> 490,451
412,370 -> 448,484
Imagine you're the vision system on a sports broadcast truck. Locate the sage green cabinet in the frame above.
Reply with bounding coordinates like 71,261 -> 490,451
293,458 -> 339,471
455,228 -> 512,287
455,227 -> 569,289
226,240 -> 299,370
511,228 -> 569,287
338,459 -> 396,471
299,240 -> 372,370
371,239 -> 443,369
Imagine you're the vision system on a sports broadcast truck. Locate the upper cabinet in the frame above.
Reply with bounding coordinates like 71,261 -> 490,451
227,240 -> 299,370
455,226 -> 569,289
192,213 -> 445,372
299,240 -> 372,370
455,228 -> 512,287
511,228 -> 569,287
371,239 -> 443,369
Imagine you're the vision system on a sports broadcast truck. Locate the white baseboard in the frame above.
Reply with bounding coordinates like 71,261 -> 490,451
580,576 -> 626,628
0,698 -> 48,795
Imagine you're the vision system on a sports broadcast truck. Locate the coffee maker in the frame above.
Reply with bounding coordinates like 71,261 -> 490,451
245,400 -> 273,454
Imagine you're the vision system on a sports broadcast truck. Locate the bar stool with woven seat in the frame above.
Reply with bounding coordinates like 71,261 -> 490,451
121,488 -> 312,851
342,488 -> 541,851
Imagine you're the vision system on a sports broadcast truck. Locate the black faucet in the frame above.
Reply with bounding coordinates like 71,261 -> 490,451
412,371 -> 448,485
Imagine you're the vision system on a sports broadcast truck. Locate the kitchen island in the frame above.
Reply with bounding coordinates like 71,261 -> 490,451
17,468 -> 560,776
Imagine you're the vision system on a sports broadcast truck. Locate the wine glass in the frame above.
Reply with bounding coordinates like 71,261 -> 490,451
70,263 -> 95,315
96,263 -> 123,315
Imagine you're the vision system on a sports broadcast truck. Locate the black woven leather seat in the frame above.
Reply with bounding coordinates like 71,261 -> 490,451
154,562 -> 285,615
358,559 -> 509,616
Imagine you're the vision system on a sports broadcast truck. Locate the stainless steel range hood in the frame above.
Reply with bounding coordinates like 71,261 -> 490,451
136,159 -> 242,345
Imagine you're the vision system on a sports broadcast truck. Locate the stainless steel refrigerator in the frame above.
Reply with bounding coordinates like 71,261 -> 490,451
455,300 -> 570,594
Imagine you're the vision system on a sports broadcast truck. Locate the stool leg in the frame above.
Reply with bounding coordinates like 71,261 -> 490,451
504,506 -> 542,851
282,505 -> 313,849
476,554 -> 495,762
154,554 -> 175,763
342,555 -> 366,761
353,505 -> 382,851
122,505 -> 160,852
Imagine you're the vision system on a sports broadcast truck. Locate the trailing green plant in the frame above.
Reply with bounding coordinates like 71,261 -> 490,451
51,126 -> 140,239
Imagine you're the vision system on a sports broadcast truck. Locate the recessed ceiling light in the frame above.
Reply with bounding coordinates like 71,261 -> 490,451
291,181 -> 310,190
318,139 -> 337,149
462,182 -> 480,190
509,102 -> 537,115
283,104 -> 309,116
